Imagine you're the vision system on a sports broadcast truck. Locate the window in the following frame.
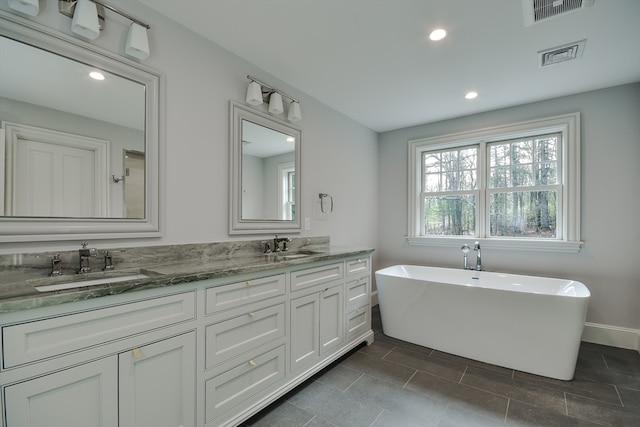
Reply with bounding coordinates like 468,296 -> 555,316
278,163 -> 295,220
408,113 -> 581,253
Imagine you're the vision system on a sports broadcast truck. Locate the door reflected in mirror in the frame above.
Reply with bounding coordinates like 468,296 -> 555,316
241,120 -> 296,221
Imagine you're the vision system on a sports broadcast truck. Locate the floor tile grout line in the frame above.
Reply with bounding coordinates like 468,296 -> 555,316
601,353 -> 609,369
613,385 -> 624,407
458,365 -> 468,383
343,373 -> 364,393
403,369 -> 418,389
380,345 -> 396,360
504,398 -> 510,423
368,408 -> 385,427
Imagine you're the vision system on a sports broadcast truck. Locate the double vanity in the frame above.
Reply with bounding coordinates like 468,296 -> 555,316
0,237 -> 374,427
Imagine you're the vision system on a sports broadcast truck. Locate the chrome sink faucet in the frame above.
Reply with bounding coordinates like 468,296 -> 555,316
474,241 -> 483,271
78,243 -> 97,273
50,254 -> 63,276
273,235 -> 292,252
460,244 -> 471,270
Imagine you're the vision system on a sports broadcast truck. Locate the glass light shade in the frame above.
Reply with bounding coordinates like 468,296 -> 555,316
246,81 -> 263,106
71,0 -> 100,40
288,101 -> 302,122
125,23 -> 150,60
268,92 -> 284,115
8,0 -> 39,16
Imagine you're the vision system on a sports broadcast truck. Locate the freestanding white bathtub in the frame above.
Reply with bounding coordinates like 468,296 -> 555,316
375,265 -> 590,380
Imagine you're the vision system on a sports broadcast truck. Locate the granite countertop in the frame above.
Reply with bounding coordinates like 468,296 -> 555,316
0,245 -> 374,314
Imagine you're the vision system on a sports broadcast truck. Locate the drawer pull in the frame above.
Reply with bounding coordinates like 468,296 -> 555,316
246,280 -> 253,286
323,287 -> 329,292
248,312 -> 256,317
132,347 -> 143,359
248,359 -> 257,366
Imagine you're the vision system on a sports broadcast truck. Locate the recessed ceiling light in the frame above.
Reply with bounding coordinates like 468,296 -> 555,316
429,29 -> 447,41
89,71 -> 105,81
465,91 -> 478,100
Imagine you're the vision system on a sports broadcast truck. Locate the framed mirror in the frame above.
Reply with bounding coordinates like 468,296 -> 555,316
0,11 -> 162,242
229,101 -> 301,234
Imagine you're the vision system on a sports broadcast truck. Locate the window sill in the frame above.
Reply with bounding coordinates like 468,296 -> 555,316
406,236 -> 583,253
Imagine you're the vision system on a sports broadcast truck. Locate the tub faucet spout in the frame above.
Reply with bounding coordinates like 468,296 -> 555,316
474,241 -> 482,271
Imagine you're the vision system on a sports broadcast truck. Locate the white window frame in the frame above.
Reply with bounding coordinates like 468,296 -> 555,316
407,113 -> 582,253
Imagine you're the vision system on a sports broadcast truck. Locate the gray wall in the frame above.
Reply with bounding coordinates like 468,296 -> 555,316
3,2 -> 638,333
0,1 -> 379,260
377,83 -> 640,330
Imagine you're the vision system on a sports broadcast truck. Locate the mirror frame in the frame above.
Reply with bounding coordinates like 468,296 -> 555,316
229,101 -> 301,234
0,11 -> 163,242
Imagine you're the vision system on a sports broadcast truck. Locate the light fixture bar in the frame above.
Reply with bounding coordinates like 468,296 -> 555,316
247,75 -> 299,104
91,0 -> 150,29
58,0 -> 150,29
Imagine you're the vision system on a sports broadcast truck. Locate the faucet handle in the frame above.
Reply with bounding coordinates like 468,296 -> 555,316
103,251 -> 114,271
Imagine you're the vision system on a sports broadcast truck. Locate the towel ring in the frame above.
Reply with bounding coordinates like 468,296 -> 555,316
319,193 -> 334,213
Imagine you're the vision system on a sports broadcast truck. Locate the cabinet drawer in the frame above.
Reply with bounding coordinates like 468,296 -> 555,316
290,263 -> 343,292
205,303 -> 285,369
2,292 -> 195,369
345,276 -> 370,313
346,306 -> 370,340
346,257 -> 370,276
205,345 -> 285,423
206,274 -> 285,314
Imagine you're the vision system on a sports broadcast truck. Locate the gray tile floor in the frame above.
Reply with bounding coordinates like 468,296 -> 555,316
243,307 -> 640,427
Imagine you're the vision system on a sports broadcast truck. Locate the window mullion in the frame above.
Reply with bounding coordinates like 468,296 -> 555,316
478,141 -> 487,238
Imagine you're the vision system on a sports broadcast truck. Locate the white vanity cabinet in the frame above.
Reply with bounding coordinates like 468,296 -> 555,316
5,357 -> 119,427
1,253 -> 374,427
203,274 -> 288,426
345,257 -> 372,340
1,291 -> 197,427
289,263 -> 345,372
119,332 -> 196,427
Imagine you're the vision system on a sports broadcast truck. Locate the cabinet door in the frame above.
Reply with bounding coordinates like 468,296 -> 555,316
119,332 -> 196,427
290,293 -> 319,371
320,285 -> 344,355
5,357 -> 118,427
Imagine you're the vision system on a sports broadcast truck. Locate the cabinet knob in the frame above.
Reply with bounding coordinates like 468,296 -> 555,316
132,348 -> 143,359
323,287 -> 329,292
248,312 -> 256,317
246,280 -> 253,286
248,359 -> 257,366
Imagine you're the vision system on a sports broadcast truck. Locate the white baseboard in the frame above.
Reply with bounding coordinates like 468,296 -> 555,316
582,322 -> 640,353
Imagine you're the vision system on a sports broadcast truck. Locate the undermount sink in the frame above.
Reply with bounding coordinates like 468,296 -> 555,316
33,273 -> 150,292
275,250 -> 326,260
277,253 -> 311,260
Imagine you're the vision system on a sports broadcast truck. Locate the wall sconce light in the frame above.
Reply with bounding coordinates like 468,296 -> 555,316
7,0 -> 40,16
268,92 -> 284,115
246,75 -> 302,122
288,101 -> 302,122
59,0 -> 151,59
125,22 -> 150,60
246,80 -> 263,106
71,0 -> 100,40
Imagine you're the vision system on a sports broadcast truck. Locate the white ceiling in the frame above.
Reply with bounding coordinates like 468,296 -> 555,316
139,0 -> 640,132
0,36 -> 145,131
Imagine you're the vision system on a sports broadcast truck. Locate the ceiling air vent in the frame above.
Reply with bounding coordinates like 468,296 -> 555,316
538,39 -> 586,67
523,0 -> 594,26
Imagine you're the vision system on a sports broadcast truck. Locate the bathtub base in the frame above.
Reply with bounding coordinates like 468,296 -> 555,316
376,266 -> 590,381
